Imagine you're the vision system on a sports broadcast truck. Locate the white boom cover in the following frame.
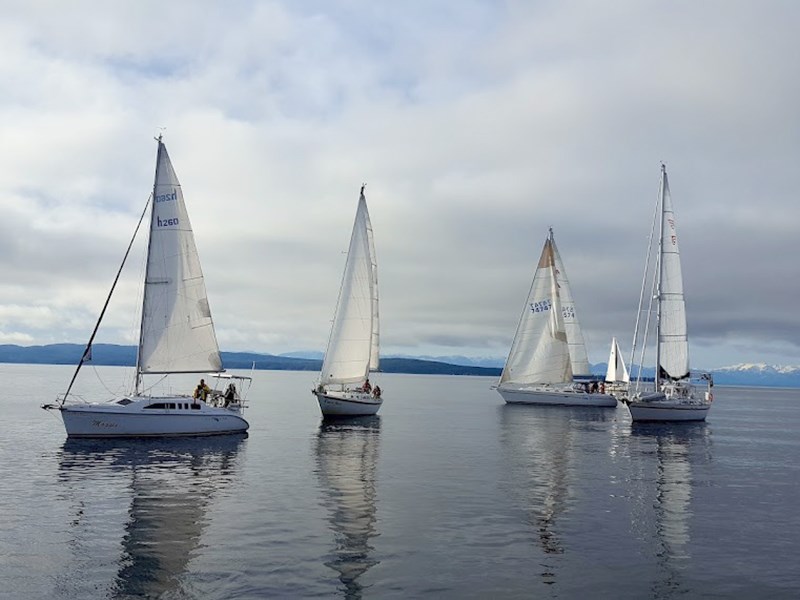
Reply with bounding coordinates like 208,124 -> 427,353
658,168 -> 690,380
500,237 -> 573,386
550,232 -> 591,376
138,140 -> 222,374
605,336 -> 630,383
320,189 -> 379,385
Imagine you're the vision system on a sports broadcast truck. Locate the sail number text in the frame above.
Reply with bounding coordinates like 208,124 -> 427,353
530,300 -> 552,313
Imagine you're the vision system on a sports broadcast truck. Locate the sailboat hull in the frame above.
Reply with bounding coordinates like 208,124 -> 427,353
497,386 -> 617,407
627,400 -> 709,422
315,391 -> 383,417
58,397 -> 249,438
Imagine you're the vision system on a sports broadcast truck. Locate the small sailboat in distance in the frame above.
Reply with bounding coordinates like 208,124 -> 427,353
43,136 -> 250,437
604,336 -> 630,398
605,337 -> 630,384
313,185 -> 383,417
627,164 -> 713,422
496,228 -> 616,407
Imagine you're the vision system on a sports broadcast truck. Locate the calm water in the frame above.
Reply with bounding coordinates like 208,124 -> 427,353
2,364 -> 799,599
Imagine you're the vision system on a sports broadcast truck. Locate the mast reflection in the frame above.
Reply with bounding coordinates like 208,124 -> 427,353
501,406 -> 572,583
315,416 -> 381,599
57,435 -> 246,598
629,422 -> 712,598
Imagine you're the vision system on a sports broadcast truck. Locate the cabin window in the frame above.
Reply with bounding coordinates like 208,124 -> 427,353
117,398 -> 133,406
169,403 -> 176,409
144,403 -> 167,409
191,404 -> 201,410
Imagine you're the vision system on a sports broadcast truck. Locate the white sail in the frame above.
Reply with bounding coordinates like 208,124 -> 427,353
365,200 -> 380,371
605,337 -> 630,383
549,230 -> 591,376
657,167 -> 690,381
320,187 -> 378,385
137,140 -> 222,375
500,236 -> 572,386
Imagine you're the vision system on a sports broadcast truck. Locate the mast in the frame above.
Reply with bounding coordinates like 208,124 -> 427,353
135,135 -> 162,395
654,163 -> 667,391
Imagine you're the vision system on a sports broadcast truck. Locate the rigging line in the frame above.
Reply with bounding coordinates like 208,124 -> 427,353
61,195 -> 152,405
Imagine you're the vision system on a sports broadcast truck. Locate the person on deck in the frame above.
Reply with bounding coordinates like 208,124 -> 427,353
224,383 -> 236,407
363,378 -> 372,393
372,385 -> 381,398
193,379 -> 211,404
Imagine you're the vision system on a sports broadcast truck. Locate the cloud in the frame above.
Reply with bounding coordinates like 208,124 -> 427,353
1,1 -> 799,369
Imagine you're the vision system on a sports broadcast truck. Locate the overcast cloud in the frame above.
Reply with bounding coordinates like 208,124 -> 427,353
1,0 -> 798,369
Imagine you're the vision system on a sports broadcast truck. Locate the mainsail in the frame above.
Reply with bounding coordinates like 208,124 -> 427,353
657,167 -> 690,381
500,236 -> 572,386
550,229 -> 591,376
320,187 -> 379,385
137,139 -> 222,376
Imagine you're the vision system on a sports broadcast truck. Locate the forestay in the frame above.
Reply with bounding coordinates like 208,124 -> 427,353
500,237 -> 572,386
137,140 -> 222,375
320,188 -> 379,385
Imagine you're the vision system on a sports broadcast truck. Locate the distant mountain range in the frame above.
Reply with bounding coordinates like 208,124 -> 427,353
1,344 -> 798,387
0,344 -> 500,377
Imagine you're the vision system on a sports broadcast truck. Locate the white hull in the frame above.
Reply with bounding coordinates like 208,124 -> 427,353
57,396 -> 249,438
497,386 -> 617,407
628,399 -> 710,422
315,390 -> 383,417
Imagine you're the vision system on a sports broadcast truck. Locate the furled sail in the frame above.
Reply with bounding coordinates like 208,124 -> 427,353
500,237 -> 573,386
550,230 -> 591,376
320,187 -> 378,385
137,139 -> 222,374
657,168 -> 690,380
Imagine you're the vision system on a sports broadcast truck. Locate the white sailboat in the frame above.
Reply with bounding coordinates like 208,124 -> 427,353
627,164 -> 713,422
43,136 -> 250,437
313,185 -> 383,417
605,337 -> 630,384
496,229 -> 616,407
603,336 -> 630,398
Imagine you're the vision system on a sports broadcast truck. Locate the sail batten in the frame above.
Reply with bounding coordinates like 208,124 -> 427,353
137,140 -> 222,376
320,188 -> 379,385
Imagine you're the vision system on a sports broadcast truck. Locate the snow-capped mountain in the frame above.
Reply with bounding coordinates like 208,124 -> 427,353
715,363 -> 800,375
591,362 -> 800,387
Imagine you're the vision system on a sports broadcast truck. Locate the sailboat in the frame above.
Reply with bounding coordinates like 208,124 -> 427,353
43,136 -> 250,437
605,337 -> 630,383
627,164 -> 713,422
603,336 -> 630,397
496,228 -> 616,407
313,185 -> 382,417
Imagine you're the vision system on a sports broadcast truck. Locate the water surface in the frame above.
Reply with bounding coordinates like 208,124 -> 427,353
2,364 -> 799,598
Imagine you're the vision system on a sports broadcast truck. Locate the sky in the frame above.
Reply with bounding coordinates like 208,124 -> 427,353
1,0 -> 799,370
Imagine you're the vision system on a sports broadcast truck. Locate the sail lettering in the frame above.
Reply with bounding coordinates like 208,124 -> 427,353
562,305 -> 575,319
155,190 -> 177,203
530,299 -> 552,313
157,216 -> 179,227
